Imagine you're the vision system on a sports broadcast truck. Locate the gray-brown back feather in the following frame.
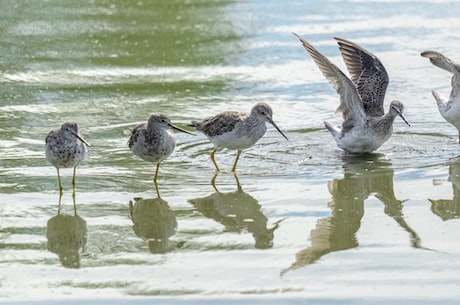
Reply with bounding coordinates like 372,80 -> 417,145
128,123 -> 146,148
191,111 -> 245,137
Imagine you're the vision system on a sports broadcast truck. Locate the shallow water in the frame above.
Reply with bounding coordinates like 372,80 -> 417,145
1,0 -> 460,304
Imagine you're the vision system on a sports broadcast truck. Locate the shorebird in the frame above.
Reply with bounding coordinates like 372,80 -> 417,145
128,114 -> 194,194
293,33 -> 410,153
189,102 -> 288,172
45,122 -> 90,197
421,50 -> 460,142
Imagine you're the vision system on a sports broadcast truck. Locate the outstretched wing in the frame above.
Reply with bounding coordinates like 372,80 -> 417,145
421,50 -> 460,104
293,33 -> 366,123
421,50 -> 460,74
335,37 -> 388,117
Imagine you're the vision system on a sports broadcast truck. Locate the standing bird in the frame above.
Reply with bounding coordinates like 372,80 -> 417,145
45,122 -> 90,198
293,33 -> 410,153
421,51 -> 460,142
128,114 -> 194,195
189,102 -> 288,172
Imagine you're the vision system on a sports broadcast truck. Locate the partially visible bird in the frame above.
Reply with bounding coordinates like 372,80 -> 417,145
45,122 -> 90,197
293,33 -> 410,153
128,114 -> 194,194
189,102 -> 288,172
421,50 -> 460,142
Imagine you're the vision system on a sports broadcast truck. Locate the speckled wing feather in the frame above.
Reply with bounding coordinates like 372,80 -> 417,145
128,123 -> 146,148
293,33 -> 366,123
335,37 -> 388,117
193,111 -> 245,138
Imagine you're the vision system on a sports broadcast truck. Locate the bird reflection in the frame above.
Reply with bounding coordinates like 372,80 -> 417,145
46,199 -> 87,268
188,174 -> 282,249
283,154 -> 422,274
429,161 -> 460,220
129,197 -> 181,254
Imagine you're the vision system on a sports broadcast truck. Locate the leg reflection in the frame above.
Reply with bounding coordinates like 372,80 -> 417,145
190,174 -> 282,249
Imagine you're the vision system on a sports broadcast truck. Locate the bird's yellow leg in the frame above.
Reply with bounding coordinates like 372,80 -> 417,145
72,187 -> 77,216
58,189 -> 63,215
153,163 -> 160,183
72,167 -> 77,192
154,181 -> 161,198
57,168 -> 63,197
72,167 -> 79,215
210,148 -> 220,172
231,150 -> 242,173
154,163 -> 161,198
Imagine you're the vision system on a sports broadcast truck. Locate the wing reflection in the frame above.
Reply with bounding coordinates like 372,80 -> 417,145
46,210 -> 87,269
188,174 -> 281,249
129,197 -> 181,254
283,154 -> 422,274
430,162 -> 460,220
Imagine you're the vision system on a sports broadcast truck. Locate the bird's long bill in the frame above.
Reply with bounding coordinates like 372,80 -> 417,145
397,111 -> 411,127
71,131 -> 91,147
169,123 -> 195,135
267,118 -> 289,140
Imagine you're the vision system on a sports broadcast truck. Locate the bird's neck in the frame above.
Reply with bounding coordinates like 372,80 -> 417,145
373,113 -> 396,134
148,125 -> 168,139
246,114 -> 263,126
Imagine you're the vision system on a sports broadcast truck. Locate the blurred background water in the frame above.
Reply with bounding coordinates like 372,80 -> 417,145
1,0 -> 460,304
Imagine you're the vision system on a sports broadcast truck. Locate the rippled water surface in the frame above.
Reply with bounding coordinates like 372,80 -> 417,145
1,0 -> 460,304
